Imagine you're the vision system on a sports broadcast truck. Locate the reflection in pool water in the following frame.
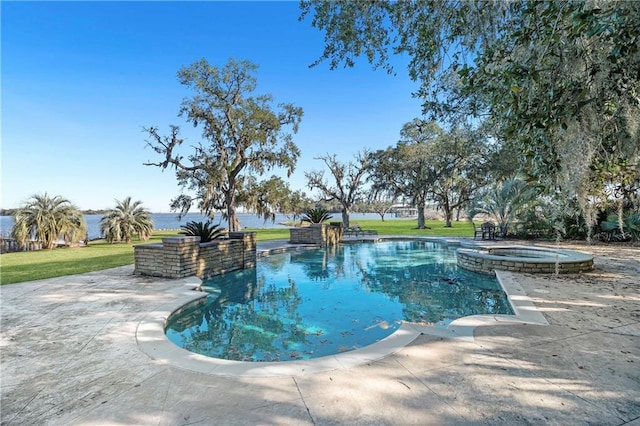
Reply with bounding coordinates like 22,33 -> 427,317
165,241 -> 513,362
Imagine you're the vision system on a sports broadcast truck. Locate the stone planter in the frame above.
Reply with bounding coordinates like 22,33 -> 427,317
289,223 -> 342,245
134,232 -> 256,279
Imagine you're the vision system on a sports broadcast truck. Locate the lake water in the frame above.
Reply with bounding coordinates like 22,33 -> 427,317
0,212 -> 386,240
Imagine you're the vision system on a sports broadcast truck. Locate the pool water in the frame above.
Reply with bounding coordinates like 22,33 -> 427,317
165,241 -> 513,362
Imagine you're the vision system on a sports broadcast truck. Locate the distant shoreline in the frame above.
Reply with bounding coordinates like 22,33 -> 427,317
0,209 -> 200,216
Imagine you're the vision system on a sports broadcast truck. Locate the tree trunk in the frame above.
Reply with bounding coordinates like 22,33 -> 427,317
226,189 -> 241,232
443,198 -> 453,227
417,201 -> 426,229
444,211 -> 453,228
499,222 -> 508,237
341,208 -> 350,229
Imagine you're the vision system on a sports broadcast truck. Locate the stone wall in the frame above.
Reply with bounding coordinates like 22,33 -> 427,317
457,247 -> 594,275
134,232 -> 257,279
133,243 -> 164,277
289,224 -> 342,245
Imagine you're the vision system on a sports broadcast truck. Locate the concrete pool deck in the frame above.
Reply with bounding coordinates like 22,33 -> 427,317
1,239 -> 639,425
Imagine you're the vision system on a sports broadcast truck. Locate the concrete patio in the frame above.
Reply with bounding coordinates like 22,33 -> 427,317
1,239 -> 639,425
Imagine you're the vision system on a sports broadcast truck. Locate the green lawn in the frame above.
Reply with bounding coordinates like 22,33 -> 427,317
0,220 -> 473,285
351,219 -> 474,237
0,231 -> 179,285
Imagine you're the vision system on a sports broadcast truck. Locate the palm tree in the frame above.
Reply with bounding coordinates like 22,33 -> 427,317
11,193 -> 87,249
469,178 -> 537,237
100,197 -> 153,243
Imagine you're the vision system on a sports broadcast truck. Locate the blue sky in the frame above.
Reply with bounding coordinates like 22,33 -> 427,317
2,1 -> 423,212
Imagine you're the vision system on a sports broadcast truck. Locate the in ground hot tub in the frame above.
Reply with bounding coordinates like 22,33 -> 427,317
456,245 -> 594,274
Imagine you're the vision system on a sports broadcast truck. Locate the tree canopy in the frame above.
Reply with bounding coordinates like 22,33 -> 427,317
369,121 -> 442,229
239,175 -> 312,223
305,152 -> 371,228
418,124 -> 493,227
144,58 -> 303,232
301,0 -> 640,233
370,120 -> 492,228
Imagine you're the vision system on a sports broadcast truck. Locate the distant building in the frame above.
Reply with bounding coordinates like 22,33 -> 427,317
391,205 -> 418,218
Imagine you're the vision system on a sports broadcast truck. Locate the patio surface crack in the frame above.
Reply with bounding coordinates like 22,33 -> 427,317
292,376 -> 315,425
620,414 -> 640,425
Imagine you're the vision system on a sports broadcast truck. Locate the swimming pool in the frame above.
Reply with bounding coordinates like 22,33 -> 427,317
165,240 -> 513,362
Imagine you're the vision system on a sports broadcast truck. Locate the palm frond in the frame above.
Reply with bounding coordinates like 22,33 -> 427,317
301,207 -> 333,224
179,220 -> 225,242
10,192 -> 86,249
100,197 -> 153,243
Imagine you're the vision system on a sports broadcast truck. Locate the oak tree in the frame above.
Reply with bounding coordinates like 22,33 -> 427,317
305,152 -> 371,228
144,58 -> 303,231
301,0 -> 640,235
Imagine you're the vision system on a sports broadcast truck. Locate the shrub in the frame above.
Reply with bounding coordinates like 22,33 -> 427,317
301,207 -> 333,224
179,220 -> 225,242
599,212 -> 640,242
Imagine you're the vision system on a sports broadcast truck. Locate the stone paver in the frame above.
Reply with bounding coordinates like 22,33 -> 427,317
1,240 -> 639,425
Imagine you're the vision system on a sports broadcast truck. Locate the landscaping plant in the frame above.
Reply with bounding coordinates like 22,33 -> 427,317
179,220 -> 225,242
301,207 -> 333,224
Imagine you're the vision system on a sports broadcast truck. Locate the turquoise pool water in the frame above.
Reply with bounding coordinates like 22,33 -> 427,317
165,240 -> 513,362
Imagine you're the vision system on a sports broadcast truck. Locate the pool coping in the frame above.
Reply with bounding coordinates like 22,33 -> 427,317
135,238 -> 549,378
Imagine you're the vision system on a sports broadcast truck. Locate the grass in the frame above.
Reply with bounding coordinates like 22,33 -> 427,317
0,231 -> 179,285
352,219 -> 474,237
243,228 -> 290,241
0,219 -> 473,285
